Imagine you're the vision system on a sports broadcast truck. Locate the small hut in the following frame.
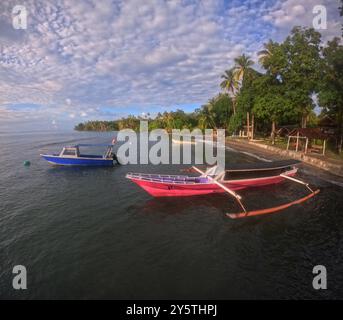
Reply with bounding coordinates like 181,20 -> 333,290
276,125 -> 298,137
287,128 -> 330,155
318,115 -> 337,133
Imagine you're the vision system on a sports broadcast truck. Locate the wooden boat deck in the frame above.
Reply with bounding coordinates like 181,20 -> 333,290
225,159 -> 300,172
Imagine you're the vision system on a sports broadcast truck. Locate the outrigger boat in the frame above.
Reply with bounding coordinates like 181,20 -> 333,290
40,143 -> 119,166
126,159 -> 320,219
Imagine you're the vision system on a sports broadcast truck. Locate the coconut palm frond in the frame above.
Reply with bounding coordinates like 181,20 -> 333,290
233,54 -> 254,83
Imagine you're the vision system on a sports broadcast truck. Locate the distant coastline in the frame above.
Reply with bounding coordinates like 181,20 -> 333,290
74,104 -> 229,132
75,120 -> 119,132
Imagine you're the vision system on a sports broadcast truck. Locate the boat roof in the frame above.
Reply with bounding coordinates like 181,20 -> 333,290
66,144 -> 114,148
77,143 -> 114,147
226,159 -> 300,172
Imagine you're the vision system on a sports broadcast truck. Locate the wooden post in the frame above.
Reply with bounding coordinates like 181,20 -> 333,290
305,138 -> 308,154
287,136 -> 291,150
323,139 -> 326,155
271,121 -> 276,145
295,132 -> 299,152
247,112 -> 250,139
251,114 -> 254,140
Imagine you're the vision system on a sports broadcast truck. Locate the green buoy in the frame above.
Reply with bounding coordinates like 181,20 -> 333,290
23,160 -> 31,166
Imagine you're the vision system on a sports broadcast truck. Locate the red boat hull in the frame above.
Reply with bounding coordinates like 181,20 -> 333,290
129,168 -> 297,197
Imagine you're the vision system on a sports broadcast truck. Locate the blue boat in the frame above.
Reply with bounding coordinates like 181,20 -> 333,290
40,144 -> 119,166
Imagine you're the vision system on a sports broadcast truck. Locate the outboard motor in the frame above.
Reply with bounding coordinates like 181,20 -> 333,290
111,152 -> 120,165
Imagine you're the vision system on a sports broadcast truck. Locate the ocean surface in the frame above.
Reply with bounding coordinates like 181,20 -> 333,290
1,130 -> 343,299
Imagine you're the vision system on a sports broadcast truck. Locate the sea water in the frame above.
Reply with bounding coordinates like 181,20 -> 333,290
0,130 -> 343,299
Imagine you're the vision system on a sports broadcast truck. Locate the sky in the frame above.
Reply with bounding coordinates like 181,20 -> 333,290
0,0 -> 342,130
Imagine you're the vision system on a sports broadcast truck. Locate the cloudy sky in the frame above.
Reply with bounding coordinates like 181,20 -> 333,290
0,0 -> 341,130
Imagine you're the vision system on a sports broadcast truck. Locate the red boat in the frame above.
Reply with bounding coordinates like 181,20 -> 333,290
126,160 -> 320,218
126,160 -> 300,197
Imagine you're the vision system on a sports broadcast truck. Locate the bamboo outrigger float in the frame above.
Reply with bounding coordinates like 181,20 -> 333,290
126,160 -> 320,219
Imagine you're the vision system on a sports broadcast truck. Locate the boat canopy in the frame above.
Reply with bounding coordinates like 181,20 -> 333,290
58,143 -> 114,159
202,160 -> 300,177
74,144 -> 114,147
225,159 -> 300,172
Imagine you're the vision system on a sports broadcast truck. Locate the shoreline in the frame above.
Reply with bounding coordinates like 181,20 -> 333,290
226,138 -> 343,185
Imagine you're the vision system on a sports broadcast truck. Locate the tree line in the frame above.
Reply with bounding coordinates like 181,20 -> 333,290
76,22 -> 343,152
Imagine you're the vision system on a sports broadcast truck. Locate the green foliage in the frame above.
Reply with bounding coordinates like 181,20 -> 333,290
318,38 -> 343,114
318,37 -> 343,151
74,121 -> 118,131
233,54 -> 254,82
210,94 -> 232,128
75,110 -> 198,132
253,92 -> 294,123
258,40 -> 287,77
282,27 -> 323,125
197,105 -> 216,130
220,69 -> 238,95
117,115 -> 141,131
227,113 -> 242,134
236,68 -> 261,114
306,110 -> 319,127
75,26 -> 342,151
252,74 -> 297,125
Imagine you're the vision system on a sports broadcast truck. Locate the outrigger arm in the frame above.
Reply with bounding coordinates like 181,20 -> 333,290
192,166 -> 320,219
191,166 -> 247,214
227,173 -> 320,219
280,174 -> 314,193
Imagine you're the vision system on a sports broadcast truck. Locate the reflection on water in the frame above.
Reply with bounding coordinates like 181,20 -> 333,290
0,130 -> 343,299
137,194 -> 231,215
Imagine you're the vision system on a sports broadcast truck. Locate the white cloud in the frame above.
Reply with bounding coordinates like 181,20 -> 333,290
264,0 -> 342,42
0,0 -> 341,125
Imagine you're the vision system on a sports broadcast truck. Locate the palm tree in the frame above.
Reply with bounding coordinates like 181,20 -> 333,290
233,54 -> 254,83
220,69 -> 238,115
198,101 -> 216,130
258,45 -> 272,66
161,112 -> 175,132
258,40 -> 285,76
221,55 -> 254,115
258,40 -> 278,66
